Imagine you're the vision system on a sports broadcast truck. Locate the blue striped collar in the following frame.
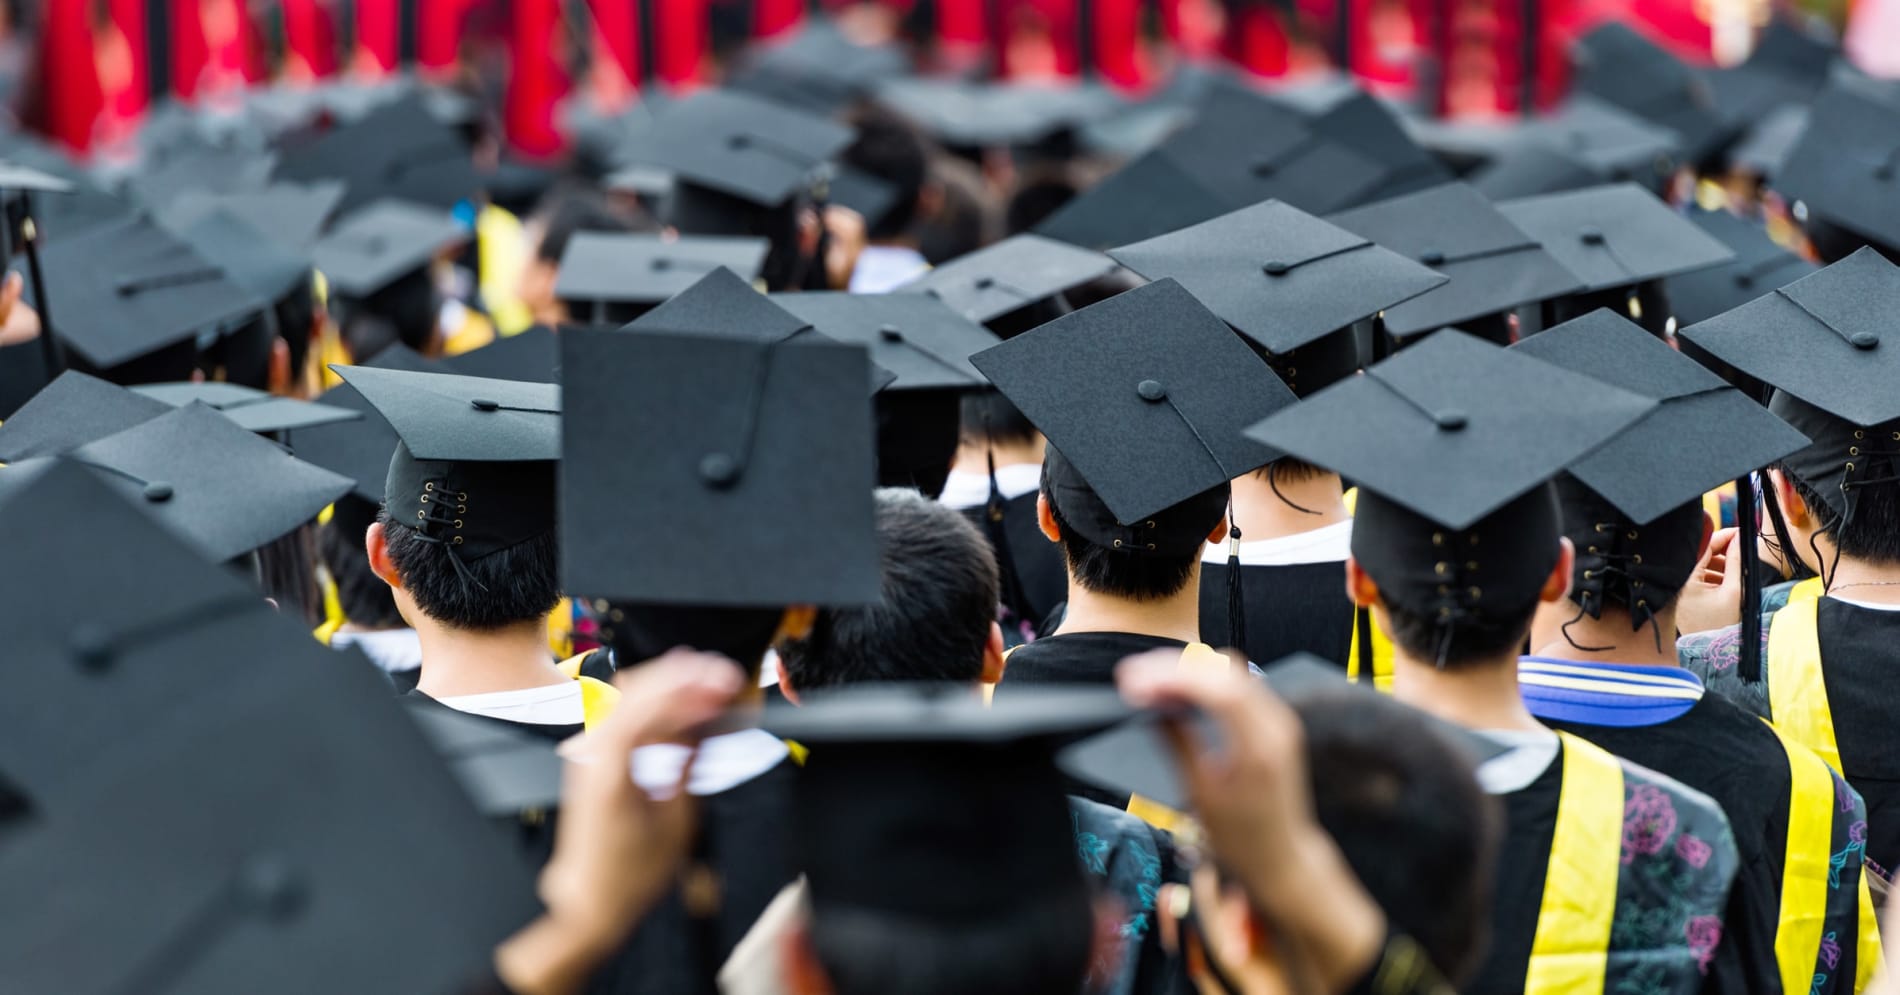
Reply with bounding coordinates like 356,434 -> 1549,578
1517,658 -> 1704,728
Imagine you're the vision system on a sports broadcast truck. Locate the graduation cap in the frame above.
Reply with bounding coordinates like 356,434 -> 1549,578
311,200 -> 467,299
0,371 -> 171,461
1776,81 -> 1900,253
285,345 -> 442,502
1665,208 -> 1817,327
1708,18 -> 1839,125
770,292 -> 997,391
1150,86 -> 1393,216
1497,183 -> 1733,295
127,144 -> 278,207
0,161 -> 75,194
622,89 -> 855,210
1107,199 -> 1450,355
1571,22 -> 1735,163
971,279 -> 1297,553
1326,183 -> 1584,339
9,403 -> 355,562
553,232 -> 770,323
1510,309 -> 1809,635
400,697 -> 565,816
558,324 -> 882,607
272,96 -> 479,215
895,234 -> 1118,328
438,325 -> 562,384
175,208 -> 314,308
1033,148 -> 1237,250
1678,247 -> 1900,524
873,80 -> 1119,150
129,382 -> 363,434
1522,98 -> 1683,188
1283,85 -> 1454,201
763,683 -> 1135,921
331,365 -> 561,566
158,181 -> 347,251
728,23 -> 910,114
1469,140 -> 1609,200
29,216 -> 265,371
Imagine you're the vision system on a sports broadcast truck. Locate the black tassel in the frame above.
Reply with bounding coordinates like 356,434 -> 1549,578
1736,474 -> 1764,683
1225,511 -> 1246,655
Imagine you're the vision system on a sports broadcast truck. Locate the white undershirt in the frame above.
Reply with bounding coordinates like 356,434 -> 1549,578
329,628 -> 423,674
1200,519 -> 1354,567
436,681 -> 585,726
632,728 -> 790,798
938,464 -> 1042,511
1827,594 -> 1900,612
1473,728 -> 1560,795
848,246 -> 931,294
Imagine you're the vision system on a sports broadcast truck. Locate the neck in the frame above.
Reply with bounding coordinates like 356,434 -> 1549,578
868,236 -> 921,251
1826,555 -> 1900,605
414,616 -> 568,698
1531,602 -> 1680,667
1228,471 -> 1349,541
1055,568 -> 1205,644
949,437 -> 1045,474
1391,645 -> 1543,733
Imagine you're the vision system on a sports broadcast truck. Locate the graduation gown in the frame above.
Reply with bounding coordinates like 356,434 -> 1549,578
1525,661 -> 1875,995
1468,734 -> 1740,995
997,632 -> 1189,689
1069,797 -> 1189,995
1198,560 -> 1354,668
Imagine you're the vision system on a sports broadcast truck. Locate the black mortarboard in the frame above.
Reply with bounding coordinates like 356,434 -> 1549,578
1326,183 -> 1583,339
770,292 -> 998,391
159,181 -> 346,251
554,232 -> 769,322
874,79 -> 1118,150
764,683 -> 1133,921
1469,140 -> 1609,200
272,97 -> 479,215
1665,208 -> 1817,327
20,403 -> 354,562
1108,199 -> 1449,354
728,23 -> 909,114
0,371 -> 170,461
1511,308 -> 1809,524
438,325 -> 562,384
971,279 -> 1296,552
1151,86 -> 1392,215
622,89 -> 855,209
30,216 -> 264,371
1033,148 -> 1236,250
1285,85 -> 1454,202
311,200 -> 466,299
1497,183 -> 1733,294
0,160 -> 75,193
895,233 -> 1118,327
1678,247 -> 1900,522
1775,81 -> 1900,253
400,697 -> 564,816
825,166 -> 900,233
176,208 -> 314,308
558,325 -> 882,607
1708,19 -> 1838,125
332,365 -> 561,564
129,382 -> 362,434
1571,22 -> 1735,163
127,144 -> 277,207
285,346 -> 441,502
1726,104 -> 1807,179
1521,98 -> 1683,189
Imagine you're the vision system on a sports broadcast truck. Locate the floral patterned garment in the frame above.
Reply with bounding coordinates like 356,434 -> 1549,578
1605,771 -> 1740,995
1676,580 -> 1798,721
1070,797 -> 1186,995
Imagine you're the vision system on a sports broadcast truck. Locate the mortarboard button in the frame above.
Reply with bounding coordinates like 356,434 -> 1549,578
1137,379 -> 1167,402
142,482 -> 174,502
699,453 -> 741,489
1420,248 -> 1446,265
70,623 -> 112,672
878,325 -> 903,343
1262,260 -> 1290,276
470,398 -> 499,411
1852,332 -> 1879,350
236,855 -> 307,921
1436,410 -> 1468,430
1578,226 -> 1606,245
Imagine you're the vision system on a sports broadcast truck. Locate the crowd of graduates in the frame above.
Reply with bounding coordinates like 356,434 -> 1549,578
3,8 -> 1900,995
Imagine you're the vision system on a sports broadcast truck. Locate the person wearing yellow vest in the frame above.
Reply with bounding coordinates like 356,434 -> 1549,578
1251,331 -> 1740,995
1677,248 -> 1900,885
1513,310 -> 1879,995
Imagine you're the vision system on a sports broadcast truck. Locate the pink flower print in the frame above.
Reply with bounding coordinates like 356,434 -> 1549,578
1685,916 -> 1723,975
1676,834 -> 1712,869
1820,933 -> 1842,970
1851,821 -> 1868,844
1622,785 -> 1679,864
1837,777 -> 1855,813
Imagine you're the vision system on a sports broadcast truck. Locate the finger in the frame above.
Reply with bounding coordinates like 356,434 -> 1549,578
1120,658 -> 1288,762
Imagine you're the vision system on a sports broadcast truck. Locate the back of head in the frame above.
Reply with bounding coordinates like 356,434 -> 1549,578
1772,390 -> 1900,567
340,268 -> 440,361
321,496 -> 405,629
533,187 -> 646,265
780,488 -> 998,690
1005,172 -> 1079,235
842,110 -> 930,241
376,502 -> 561,631
1556,476 -> 1705,632
1044,449 -> 1228,603
958,391 -> 1038,449
1299,688 -> 1501,985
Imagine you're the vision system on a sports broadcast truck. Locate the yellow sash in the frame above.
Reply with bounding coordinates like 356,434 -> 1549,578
1525,733 -> 1624,995
1345,609 -> 1395,691
557,653 -> 621,730
1772,722 -> 1842,995
1766,593 -> 1845,774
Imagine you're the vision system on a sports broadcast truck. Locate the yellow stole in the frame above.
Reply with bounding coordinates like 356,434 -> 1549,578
1767,578 -> 1843,774
556,653 -> 621,730
1345,609 -> 1395,691
1524,733 -> 1624,994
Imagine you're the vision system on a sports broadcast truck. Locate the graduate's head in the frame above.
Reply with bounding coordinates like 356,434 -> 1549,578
841,109 -> 930,242
1182,689 -> 1500,991
957,390 -> 1039,451
601,603 -> 812,682
1039,448 -> 1230,603
369,503 -> 561,632
1535,478 -> 1708,650
778,489 -> 1003,696
320,496 -> 405,630
520,188 -> 643,326
205,278 -> 322,397
338,267 -> 442,362
1768,392 -> 1900,572
1347,485 -> 1574,670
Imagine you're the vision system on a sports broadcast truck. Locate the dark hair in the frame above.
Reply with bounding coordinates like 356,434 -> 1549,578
71,338 -> 199,386
1005,173 -> 1078,235
208,280 -> 318,390
958,391 -> 1038,448
603,603 -> 785,680
534,189 -> 642,264
320,498 -> 405,629
1250,455 -> 1329,485
340,268 -> 440,361
255,524 -> 323,629
1301,690 -> 1500,985
1045,466 -> 1223,603
1379,596 -> 1536,669
842,110 -> 930,240
780,489 -> 999,692
1790,471 -> 1900,566
376,510 -> 561,630
809,889 -> 1093,995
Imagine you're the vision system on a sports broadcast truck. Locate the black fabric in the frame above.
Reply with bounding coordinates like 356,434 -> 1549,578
1817,599 -> 1900,873
1545,695 -> 1795,995
583,759 -> 799,995
400,690 -> 583,744
385,445 -> 558,563
959,492 -> 1068,635
1199,561 -> 1354,667
999,631 -> 1190,690
1465,756 -> 1562,995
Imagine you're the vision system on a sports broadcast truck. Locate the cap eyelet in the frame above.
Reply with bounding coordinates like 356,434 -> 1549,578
1468,587 -> 1482,601
1146,543 -> 1157,551
1626,530 -> 1638,541
1464,561 -> 1478,571
1848,462 -> 1857,472
1113,539 -> 1124,548
1434,562 -> 1450,576
457,505 -> 466,513
416,510 -> 426,520
1854,430 -> 1866,440
1632,554 -> 1643,565
420,494 -> 430,504
592,599 -> 610,613
1594,523 -> 1609,534
451,536 -> 463,545
1438,607 -> 1454,619
1851,447 -> 1861,456
453,519 -> 464,529
1588,546 -> 1600,554
1432,533 -> 1446,547
1146,520 -> 1157,529
1438,584 -> 1451,595
425,482 -> 435,491
458,492 -> 468,502
609,609 -> 626,623
1583,569 -> 1598,580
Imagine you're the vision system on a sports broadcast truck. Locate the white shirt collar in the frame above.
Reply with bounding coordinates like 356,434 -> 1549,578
1201,519 -> 1354,567
329,628 -> 423,674
938,464 -> 1042,511
848,246 -> 931,294
436,681 -> 585,726
1473,728 -> 1560,794
632,728 -> 790,798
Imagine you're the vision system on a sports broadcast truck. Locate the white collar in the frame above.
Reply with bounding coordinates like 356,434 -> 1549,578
632,728 -> 789,798
1827,594 -> 1900,612
938,464 -> 1042,511
847,246 -> 931,294
1473,728 -> 1559,795
328,628 -> 423,673
1201,519 -> 1354,567
436,681 -> 584,726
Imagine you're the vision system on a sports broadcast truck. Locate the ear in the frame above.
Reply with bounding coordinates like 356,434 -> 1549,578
774,656 -> 801,705
775,604 -> 819,643
267,337 -> 293,396
1768,468 -> 1811,529
781,922 -> 832,995
365,520 -> 403,590
1205,515 -> 1229,547
1344,556 -> 1380,608
979,621 -> 1008,685
1540,537 -> 1576,605
1037,492 -> 1061,543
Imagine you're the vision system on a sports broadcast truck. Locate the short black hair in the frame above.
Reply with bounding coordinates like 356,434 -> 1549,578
1379,595 -> 1536,669
602,603 -> 785,681
809,888 -> 1093,995
254,524 -> 322,629
534,189 -> 643,264
1302,689 -> 1500,985
1045,465 -> 1224,603
958,391 -> 1038,449
843,110 -> 930,240
377,509 -> 561,630
1004,173 -> 1078,236
1791,470 -> 1900,566
339,268 -> 440,361
1249,455 -> 1330,485
780,489 -> 999,692
321,497 -> 405,629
